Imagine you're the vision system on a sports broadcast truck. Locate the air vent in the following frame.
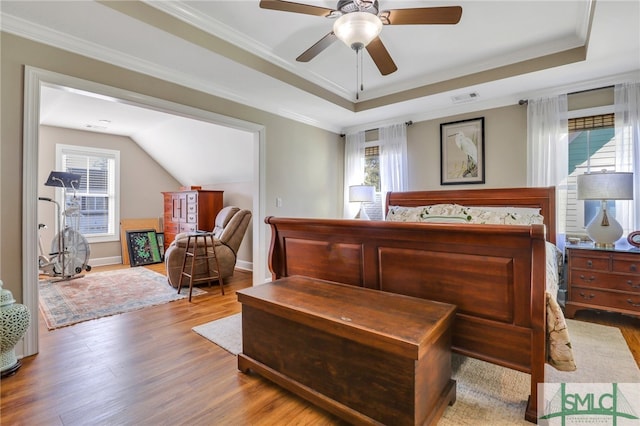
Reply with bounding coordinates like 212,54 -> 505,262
451,92 -> 479,104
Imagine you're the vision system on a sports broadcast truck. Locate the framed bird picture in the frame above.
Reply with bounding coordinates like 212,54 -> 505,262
440,117 -> 485,185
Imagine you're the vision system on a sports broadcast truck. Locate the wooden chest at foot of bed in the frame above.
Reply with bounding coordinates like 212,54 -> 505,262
237,275 -> 457,426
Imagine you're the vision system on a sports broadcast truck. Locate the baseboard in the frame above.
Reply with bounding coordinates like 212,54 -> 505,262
235,259 -> 252,272
89,256 -> 123,267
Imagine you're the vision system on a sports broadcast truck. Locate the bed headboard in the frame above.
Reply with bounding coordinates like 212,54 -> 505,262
386,186 -> 556,244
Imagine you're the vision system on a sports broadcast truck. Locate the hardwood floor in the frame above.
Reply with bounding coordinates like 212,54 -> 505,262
1,265 -> 638,425
5,266 -> 345,425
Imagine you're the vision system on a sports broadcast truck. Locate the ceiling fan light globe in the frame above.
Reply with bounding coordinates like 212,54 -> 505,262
333,12 -> 382,50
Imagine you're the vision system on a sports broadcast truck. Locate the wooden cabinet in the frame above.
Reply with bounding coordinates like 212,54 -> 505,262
565,245 -> 640,318
162,189 -> 223,249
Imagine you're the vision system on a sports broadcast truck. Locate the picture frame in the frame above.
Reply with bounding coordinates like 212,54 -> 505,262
126,229 -> 163,267
627,231 -> 640,249
440,117 -> 485,185
156,232 -> 165,260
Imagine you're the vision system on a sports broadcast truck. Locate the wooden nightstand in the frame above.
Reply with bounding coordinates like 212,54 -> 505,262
565,243 -> 640,318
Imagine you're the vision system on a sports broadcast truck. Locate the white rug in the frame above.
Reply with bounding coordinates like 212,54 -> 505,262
192,313 -> 242,355
193,315 -> 640,425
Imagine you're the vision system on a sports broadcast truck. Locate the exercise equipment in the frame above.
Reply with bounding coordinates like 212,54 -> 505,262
38,171 -> 91,280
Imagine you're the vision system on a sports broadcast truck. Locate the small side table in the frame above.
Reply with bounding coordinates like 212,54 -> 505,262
565,242 -> 639,318
177,232 -> 224,302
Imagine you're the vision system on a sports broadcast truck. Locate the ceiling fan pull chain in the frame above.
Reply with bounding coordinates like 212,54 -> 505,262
355,48 -> 360,100
360,48 -> 364,93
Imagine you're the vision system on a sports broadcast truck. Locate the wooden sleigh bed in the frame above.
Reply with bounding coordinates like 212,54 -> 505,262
265,186 -> 559,423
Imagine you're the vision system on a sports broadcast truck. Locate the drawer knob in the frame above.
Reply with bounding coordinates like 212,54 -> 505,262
631,264 -> 637,272
628,280 -> 640,290
627,299 -> 640,308
579,292 -> 595,300
579,274 -> 595,283
586,260 -> 593,267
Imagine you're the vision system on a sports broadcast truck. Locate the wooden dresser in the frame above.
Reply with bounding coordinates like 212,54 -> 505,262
565,243 -> 640,318
162,189 -> 223,249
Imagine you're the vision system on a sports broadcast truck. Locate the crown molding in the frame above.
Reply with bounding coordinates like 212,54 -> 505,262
144,0 -> 352,100
0,12 -> 341,133
341,70 -> 640,134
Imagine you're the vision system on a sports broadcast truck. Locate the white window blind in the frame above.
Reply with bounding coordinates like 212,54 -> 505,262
56,144 -> 119,242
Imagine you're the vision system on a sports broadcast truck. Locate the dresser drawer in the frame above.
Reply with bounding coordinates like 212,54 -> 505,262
186,192 -> 197,203
571,287 -> 640,312
179,222 -> 197,232
570,270 -> 640,292
570,256 -> 609,271
613,258 -> 639,274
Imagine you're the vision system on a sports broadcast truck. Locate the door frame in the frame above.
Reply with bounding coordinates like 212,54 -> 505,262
22,66 -> 267,356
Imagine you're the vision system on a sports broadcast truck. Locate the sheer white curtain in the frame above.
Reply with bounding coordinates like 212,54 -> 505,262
526,94 -> 568,243
379,123 -> 408,198
614,82 -> 640,233
343,131 -> 365,218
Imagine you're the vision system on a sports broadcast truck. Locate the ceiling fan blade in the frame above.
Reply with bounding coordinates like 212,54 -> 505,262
384,6 -> 462,25
259,0 -> 334,17
296,32 -> 338,62
366,37 -> 397,76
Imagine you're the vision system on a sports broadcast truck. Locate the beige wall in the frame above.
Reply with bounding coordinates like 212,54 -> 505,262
38,125 -> 181,262
1,32 -> 343,300
408,105 -> 528,190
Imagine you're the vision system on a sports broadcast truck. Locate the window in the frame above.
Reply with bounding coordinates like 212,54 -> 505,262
566,112 -> 616,237
56,144 -> 120,243
364,145 -> 380,191
363,137 -> 383,220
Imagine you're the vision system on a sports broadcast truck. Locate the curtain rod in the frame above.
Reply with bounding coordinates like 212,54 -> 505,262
518,85 -> 615,106
340,120 -> 413,138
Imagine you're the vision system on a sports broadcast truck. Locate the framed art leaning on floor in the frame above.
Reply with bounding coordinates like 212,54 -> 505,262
126,229 -> 163,266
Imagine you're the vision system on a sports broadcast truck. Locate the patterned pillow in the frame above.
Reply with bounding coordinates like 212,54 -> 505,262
386,204 -> 544,225
386,204 -> 469,222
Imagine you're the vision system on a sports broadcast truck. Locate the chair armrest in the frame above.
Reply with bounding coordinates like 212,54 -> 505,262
172,234 -> 224,249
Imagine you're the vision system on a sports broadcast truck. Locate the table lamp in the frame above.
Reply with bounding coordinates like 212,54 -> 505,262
349,185 -> 375,220
577,170 -> 633,249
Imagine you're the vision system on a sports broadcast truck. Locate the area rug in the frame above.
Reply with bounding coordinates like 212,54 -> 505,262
39,267 -> 206,330
193,315 -> 640,425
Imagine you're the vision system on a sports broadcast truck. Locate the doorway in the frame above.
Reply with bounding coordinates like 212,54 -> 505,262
22,66 -> 267,357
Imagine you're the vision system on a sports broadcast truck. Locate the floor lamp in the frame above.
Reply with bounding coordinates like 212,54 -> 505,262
349,185 -> 375,220
577,170 -> 633,249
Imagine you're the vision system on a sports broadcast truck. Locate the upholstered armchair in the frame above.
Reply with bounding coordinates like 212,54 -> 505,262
164,206 -> 252,288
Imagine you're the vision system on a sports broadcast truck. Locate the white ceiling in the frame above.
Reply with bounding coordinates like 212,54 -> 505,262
2,0 -> 639,167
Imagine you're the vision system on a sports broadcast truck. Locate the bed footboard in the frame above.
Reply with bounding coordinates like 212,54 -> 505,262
266,217 -> 547,422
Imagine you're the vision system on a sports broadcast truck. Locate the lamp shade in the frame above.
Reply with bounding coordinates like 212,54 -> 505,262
333,12 -> 382,50
349,185 -> 375,203
577,171 -> 634,200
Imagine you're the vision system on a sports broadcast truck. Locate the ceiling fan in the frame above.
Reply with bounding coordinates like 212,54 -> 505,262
259,0 -> 462,76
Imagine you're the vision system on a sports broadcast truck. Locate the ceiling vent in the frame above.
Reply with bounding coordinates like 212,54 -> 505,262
451,92 -> 480,104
